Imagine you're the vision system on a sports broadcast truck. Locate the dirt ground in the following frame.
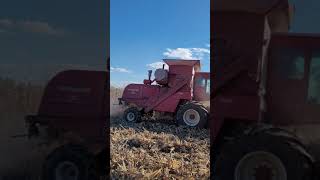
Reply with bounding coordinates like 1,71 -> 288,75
110,88 -> 210,179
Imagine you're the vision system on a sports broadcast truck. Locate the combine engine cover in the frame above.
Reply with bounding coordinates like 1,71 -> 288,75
121,84 -> 161,108
26,70 -> 108,141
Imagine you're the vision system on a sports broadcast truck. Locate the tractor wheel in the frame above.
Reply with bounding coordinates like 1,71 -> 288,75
213,133 -> 313,180
176,102 -> 208,128
123,107 -> 141,123
42,144 -> 99,180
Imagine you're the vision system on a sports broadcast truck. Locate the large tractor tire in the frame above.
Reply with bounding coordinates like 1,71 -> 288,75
213,132 -> 313,180
123,107 -> 141,123
176,101 -> 208,128
42,144 -> 99,180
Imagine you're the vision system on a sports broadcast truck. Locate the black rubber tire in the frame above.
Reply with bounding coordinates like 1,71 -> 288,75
123,107 -> 141,123
213,133 -> 313,180
176,101 -> 208,128
94,148 -> 108,176
42,144 -> 99,180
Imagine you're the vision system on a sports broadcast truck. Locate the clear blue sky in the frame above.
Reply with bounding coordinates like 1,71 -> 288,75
110,0 -> 210,87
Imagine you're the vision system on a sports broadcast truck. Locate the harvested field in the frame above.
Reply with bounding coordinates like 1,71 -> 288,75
110,87 -> 210,179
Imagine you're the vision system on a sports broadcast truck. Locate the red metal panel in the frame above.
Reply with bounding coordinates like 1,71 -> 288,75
154,92 -> 191,112
213,0 -> 288,14
121,84 -> 160,108
122,84 -> 159,100
145,78 -> 188,112
168,65 -> 194,92
164,59 -> 200,68
272,33 -> 320,49
210,10 -> 266,139
38,70 -> 107,139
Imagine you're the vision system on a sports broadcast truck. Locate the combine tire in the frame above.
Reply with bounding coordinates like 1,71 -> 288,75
176,102 -> 208,128
42,145 -> 98,180
213,133 -> 312,180
123,107 -> 141,123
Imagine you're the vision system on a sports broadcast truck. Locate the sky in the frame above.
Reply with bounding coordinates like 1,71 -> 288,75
110,0 -> 210,87
289,0 -> 320,33
0,0 -> 108,84
0,1 -> 319,86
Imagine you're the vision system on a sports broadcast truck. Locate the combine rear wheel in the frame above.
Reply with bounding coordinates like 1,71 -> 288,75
42,145 -> 99,180
213,133 -> 312,180
123,107 -> 141,123
176,102 -> 208,128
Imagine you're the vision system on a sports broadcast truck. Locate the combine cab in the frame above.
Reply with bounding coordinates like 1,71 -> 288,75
119,59 -> 210,128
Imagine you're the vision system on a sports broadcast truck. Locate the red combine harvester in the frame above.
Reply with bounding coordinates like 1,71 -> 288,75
25,70 -> 109,180
119,59 -> 210,128
211,0 -> 320,179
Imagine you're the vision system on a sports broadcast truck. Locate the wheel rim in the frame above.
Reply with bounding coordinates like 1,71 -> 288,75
235,151 -> 287,180
126,112 -> 135,121
183,109 -> 200,126
55,161 -> 80,180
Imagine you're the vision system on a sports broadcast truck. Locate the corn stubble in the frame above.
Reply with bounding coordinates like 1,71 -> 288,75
110,100 -> 210,179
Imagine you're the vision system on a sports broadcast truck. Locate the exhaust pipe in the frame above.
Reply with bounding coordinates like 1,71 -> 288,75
148,70 -> 152,80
